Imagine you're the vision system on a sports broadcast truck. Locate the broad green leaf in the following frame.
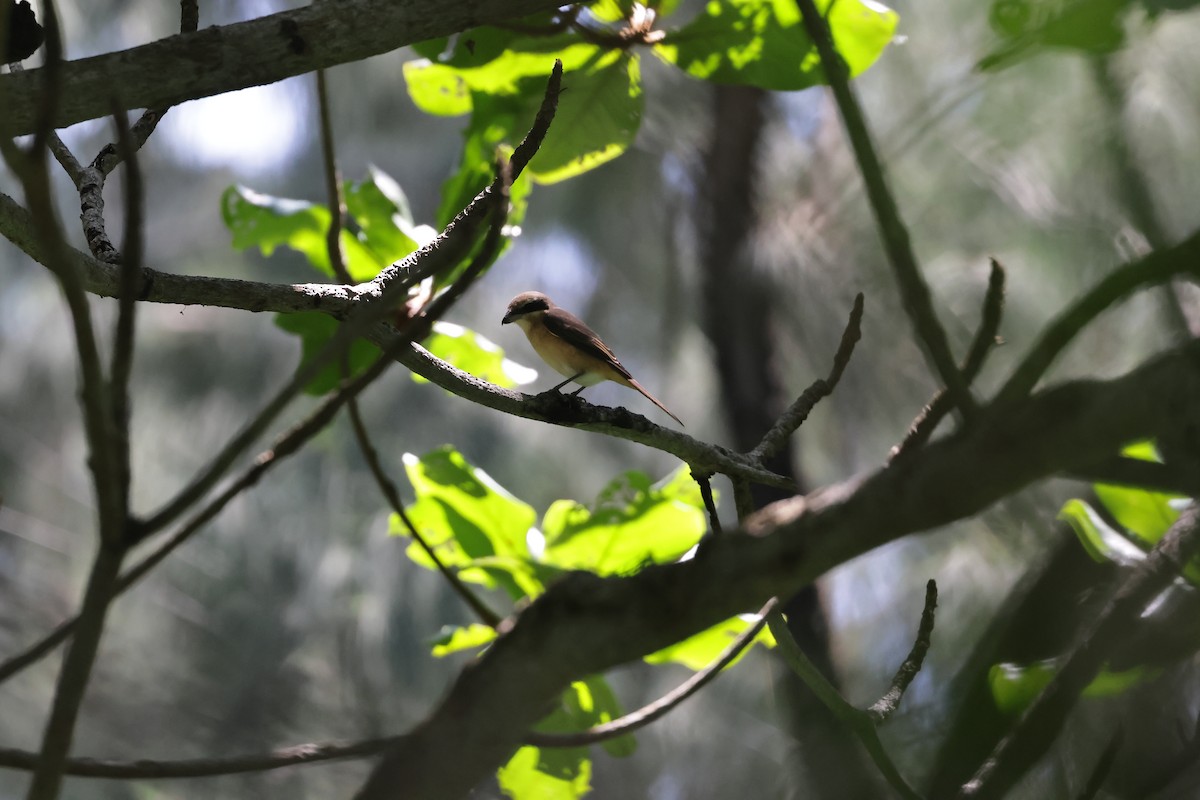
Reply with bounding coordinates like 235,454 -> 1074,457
980,0 -> 1129,71
989,659 -> 1156,715
343,165 -> 434,264
541,467 -> 706,574
273,313 -> 379,396
498,746 -> 592,800
392,447 -> 537,598
221,185 -> 383,282
415,321 -> 538,389
1094,442 -> 1183,544
404,29 -> 599,117
1059,498 -> 1149,567
429,623 -> 498,657
645,614 -> 776,670
528,50 -> 643,184
656,0 -> 897,90
589,0 -> 682,23
532,678 -> 634,767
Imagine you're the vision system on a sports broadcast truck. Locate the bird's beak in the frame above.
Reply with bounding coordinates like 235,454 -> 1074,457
501,311 -> 515,325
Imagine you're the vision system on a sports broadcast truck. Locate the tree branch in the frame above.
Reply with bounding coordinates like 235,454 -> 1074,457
960,505 -> 1200,799
794,0 -> 975,419
0,0 -> 571,136
892,260 -> 1006,460
351,340 -> 1200,799
750,292 -> 864,462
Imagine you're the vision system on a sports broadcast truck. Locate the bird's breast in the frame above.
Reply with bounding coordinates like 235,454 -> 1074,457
524,322 -> 606,385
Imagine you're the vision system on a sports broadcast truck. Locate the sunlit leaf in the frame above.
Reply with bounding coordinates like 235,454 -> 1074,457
656,0 -> 897,89
416,321 -> 538,389
645,614 -> 776,670
1094,442 -> 1183,545
429,623 -> 498,657
989,659 -> 1157,715
498,746 -> 592,800
541,466 -> 706,574
221,185 -> 383,281
528,50 -> 643,184
343,165 -> 435,264
392,447 -> 537,599
273,312 -> 379,396
979,0 -> 1129,70
1059,498 -> 1148,567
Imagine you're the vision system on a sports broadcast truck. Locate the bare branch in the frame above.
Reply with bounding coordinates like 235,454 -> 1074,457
0,0 -> 569,136
352,340 -> 1200,799
1076,729 -> 1122,800
751,292 -> 864,462
794,0 -> 974,419
138,62 -> 560,536
960,505 -> 1200,799
694,472 -> 723,536
766,609 -> 924,800
109,106 -> 143,521
867,579 -> 937,723
528,600 -> 777,748
994,239 -> 1200,407
892,260 -> 1006,460
0,736 -> 402,780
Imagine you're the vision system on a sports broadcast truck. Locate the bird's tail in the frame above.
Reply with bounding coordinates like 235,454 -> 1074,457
625,378 -> 684,427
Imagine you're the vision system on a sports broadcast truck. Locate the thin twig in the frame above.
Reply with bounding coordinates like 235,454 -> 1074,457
794,0 -> 974,420
312,63 -> 501,627
767,608 -> 924,800
1076,728 -> 1122,800
24,544 -> 126,800
528,599 -> 777,747
867,579 -> 937,723
140,61 -> 563,538
694,472 -> 723,537
993,242 -> 1200,408
0,736 -> 403,780
109,105 -> 143,523
891,260 -> 1006,460
960,505 -> 1200,799
0,153 -> 515,688
315,68 -> 352,286
751,293 -> 864,462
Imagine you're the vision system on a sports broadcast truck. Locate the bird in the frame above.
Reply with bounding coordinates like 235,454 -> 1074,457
502,291 -> 684,426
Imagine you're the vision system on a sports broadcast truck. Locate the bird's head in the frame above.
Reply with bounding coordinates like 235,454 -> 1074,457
502,291 -> 553,327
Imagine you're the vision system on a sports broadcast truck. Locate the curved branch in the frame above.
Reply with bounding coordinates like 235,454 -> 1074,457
993,231 -> 1200,406
0,0 -> 571,136
891,260 -> 1006,460
352,340 -> 1200,800
795,0 -> 975,419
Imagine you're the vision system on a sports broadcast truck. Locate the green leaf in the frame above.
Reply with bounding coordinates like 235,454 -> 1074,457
532,678 -> 635,763
273,313 -> 379,396
1094,442 -> 1183,544
392,447 -> 537,599
343,165 -> 434,264
989,659 -> 1157,715
1059,498 -> 1149,567
416,321 -> 538,389
221,185 -> 383,282
645,614 -> 775,670
429,623 -> 498,657
655,0 -> 897,90
528,50 -> 644,184
541,466 -> 706,574
980,0 -> 1129,71
498,746 -> 592,800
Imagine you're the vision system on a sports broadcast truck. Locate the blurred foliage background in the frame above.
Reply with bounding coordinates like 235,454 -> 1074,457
3,0 -> 1200,797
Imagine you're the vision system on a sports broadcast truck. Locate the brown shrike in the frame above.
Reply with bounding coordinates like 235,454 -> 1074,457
502,291 -> 684,426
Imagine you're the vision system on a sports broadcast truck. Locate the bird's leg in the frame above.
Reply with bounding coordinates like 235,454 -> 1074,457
550,372 -> 585,393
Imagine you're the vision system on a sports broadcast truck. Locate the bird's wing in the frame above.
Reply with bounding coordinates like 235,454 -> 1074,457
542,307 -> 633,381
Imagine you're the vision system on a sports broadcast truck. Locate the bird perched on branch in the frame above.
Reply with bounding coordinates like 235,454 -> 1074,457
502,291 -> 683,426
